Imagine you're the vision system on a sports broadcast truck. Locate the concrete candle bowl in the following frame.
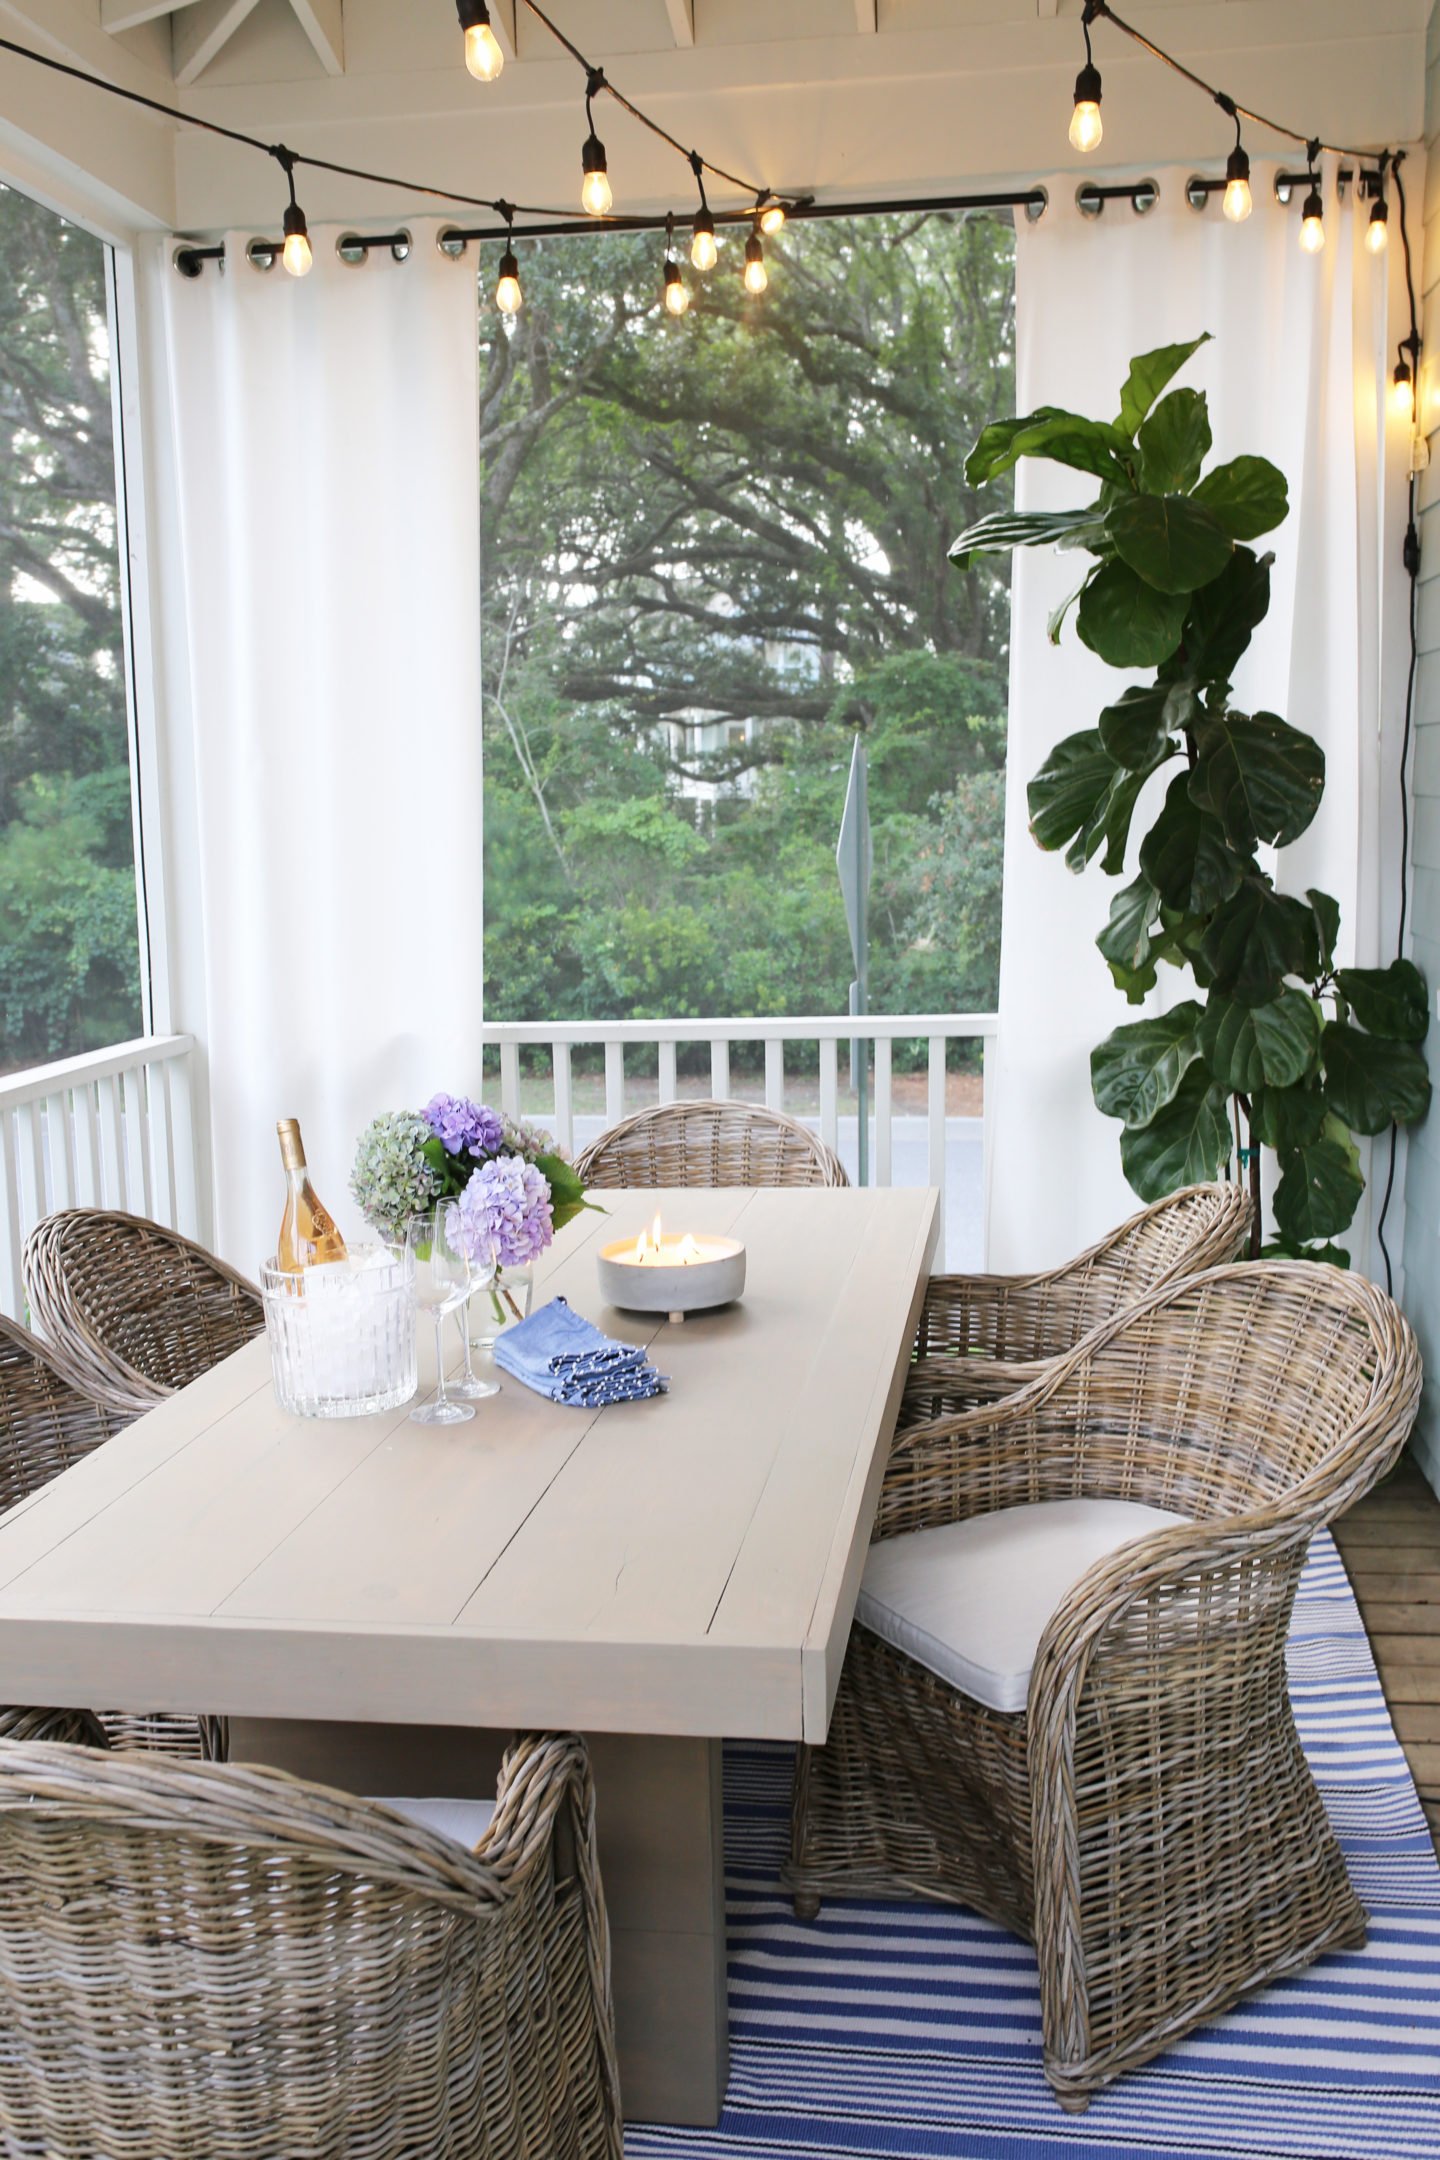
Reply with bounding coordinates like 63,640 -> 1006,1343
597,1216 -> 746,1321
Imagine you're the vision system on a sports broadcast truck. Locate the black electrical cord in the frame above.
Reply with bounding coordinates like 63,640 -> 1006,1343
1375,154 -> 1422,1301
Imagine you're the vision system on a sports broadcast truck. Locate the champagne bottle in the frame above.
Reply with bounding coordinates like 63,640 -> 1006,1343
276,1119 -> 349,1272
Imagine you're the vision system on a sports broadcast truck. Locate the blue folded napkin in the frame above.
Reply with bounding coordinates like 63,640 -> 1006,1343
493,1297 -> 668,1408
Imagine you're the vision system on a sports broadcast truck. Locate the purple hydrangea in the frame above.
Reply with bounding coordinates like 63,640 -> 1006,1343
456,1153 -> 554,1270
423,1092 -> 504,1160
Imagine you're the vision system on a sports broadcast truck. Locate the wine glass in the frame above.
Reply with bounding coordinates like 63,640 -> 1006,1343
406,1203 -> 474,1425
453,1222 -> 502,1401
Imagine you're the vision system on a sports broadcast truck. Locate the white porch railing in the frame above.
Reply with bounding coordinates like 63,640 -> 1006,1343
0,1035 -> 199,1323
480,1013 -> 998,1265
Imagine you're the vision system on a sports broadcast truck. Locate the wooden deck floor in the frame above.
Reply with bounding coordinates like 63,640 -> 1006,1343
1332,1454 -> 1440,1855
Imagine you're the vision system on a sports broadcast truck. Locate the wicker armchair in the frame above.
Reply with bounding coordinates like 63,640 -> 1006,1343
787,1260 -> 1422,2110
903,1180 -> 1252,1420
576,1098 -> 847,1189
0,1312 -> 226,1762
0,1730 -> 622,2159
23,1207 -> 263,1421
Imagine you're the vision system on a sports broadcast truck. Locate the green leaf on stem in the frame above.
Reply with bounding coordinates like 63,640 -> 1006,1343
1106,493 -> 1234,595
1197,987 -> 1322,1092
1307,889 -> 1341,975
1076,560 -> 1189,667
1118,1060 -> 1231,1199
1320,1023 -> 1432,1134
1139,773 -> 1244,915
1091,1001 -> 1204,1129
964,408 -> 1135,490
1097,682 -> 1196,771
1273,1117 -> 1364,1242
1162,546 -> 1271,689
1334,959 -> 1429,1042
1189,710 -> 1325,853
1027,730 -> 1116,854
1249,1078 -> 1328,1150
948,505 -> 1108,566
1115,335 -> 1212,437
1096,873 -> 1161,976
1191,455 -> 1289,540
1137,389 -> 1212,494
1260,1236 -> 1351,1268
1200,877 -> 1313,1006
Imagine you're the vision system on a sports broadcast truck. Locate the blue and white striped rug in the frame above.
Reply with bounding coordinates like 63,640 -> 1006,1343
626,1532 -> 1440,2159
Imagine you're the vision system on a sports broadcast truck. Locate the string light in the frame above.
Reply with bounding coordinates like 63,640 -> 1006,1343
688,153 -> 718,270
1391,355 -> 1415,421
758,197 -> 787,236
662,213 -> 689,316
1214,98 -> 1251,223
1367,155 -> 1391,256
495,208 -> 523,314
1069,1 -> 1103,154
743,219 -> 768,296
1299,144 -> 1325,253
274,148 -> 313,276
457,0 -> 504,82
580,70 -> 613,216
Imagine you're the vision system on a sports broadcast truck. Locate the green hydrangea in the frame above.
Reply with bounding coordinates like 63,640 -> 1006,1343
350,1111 -> 441,1239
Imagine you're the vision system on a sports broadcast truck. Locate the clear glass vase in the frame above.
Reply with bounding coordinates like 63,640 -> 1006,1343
469,1262 -> 534,1351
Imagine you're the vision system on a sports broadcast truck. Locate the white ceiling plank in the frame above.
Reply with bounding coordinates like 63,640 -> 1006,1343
854,0 -> 878,26
100,0 -> 189,31
662,0 -> 695,45
489,0 -> 518,61
171,0 -> 264,85
289,0 -> 344,75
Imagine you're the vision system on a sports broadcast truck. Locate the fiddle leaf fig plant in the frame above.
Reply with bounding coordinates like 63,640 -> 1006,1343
952,334 -> 1429,1260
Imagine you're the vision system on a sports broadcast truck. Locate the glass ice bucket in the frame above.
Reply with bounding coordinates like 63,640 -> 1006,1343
261,1245 -> 417,1418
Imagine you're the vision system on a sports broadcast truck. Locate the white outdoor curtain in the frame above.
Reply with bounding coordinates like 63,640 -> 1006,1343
148,225 -> 482,1275
987,161 -> 1412,1273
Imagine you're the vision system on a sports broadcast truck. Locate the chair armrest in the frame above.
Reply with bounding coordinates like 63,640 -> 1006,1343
914,1272 -> 1098,1366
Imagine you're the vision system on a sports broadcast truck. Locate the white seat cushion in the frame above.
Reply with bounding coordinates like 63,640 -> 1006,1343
373,1796 -> 497,1850
855,1497 -> 1192,1715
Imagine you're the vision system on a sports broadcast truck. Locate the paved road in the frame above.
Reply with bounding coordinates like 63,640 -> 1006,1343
570,1114 -> 984,1272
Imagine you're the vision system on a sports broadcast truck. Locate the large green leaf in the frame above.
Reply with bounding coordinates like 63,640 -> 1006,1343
1321,1023 -> 1432,1135
1139,773 -> 1244,915
1137,389 -> 1212,494
1026,730 -> 1115,855
1097,682 -> 1198,771
1118,1061 -> 1231,1200
537,1151 -> 605,1233
1198,988 -> 1322,1092
1107,493 -> 1234,595
1164,547 -> 1271,689
1048,576 -> 1090,644
1308,889 -> 1341,974
1096,873 -> 1161,975
965,408 -> 1135,489
1335,959 -> 1429,1043
1191,455 -> 1289,541
1189,710 -> 1325,852
1249,1078 -> 1327,1150
1115,335 -> 1212,437
1200,878 -> 1313,1006
1076,560 -> 1189,668
1068,762 -> 1157,876
949,506 -> 1107,566
1273,1120 -> 1364,1242
1091,1002 -> 1204,1129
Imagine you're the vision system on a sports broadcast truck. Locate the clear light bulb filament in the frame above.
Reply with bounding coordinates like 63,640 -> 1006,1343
743,227 -> 767,295
457,0 -> 503,81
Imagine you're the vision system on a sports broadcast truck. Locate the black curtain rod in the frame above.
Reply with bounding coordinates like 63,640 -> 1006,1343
437,186 -> 1049,245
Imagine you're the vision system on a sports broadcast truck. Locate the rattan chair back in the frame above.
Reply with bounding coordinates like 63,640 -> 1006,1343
0,1732 -> 622,2159
575,1098 -> 847,1189
0,1309 -> 118,1513
24,1208 -> 263,1419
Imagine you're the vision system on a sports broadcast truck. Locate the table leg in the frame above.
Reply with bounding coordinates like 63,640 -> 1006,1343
229,1720 -> 729,2129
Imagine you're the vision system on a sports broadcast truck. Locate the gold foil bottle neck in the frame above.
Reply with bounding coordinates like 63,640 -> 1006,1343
276,1118 -> 307,1173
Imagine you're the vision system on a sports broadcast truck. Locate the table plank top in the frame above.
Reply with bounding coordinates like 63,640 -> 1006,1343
0,1186 -> 937,1742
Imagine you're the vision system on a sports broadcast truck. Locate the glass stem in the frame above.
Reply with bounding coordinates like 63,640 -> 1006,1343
432,1311 -> 449,1409
459,1296 -> 480,1387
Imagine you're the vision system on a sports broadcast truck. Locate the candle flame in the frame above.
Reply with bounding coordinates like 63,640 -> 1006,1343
652,1212 -> 664,1251
678,1233 -> 700,1265
634,1229 -> 648,1263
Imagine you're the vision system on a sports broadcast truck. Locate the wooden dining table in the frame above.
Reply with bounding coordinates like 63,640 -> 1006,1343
0,1182 -> 938,2127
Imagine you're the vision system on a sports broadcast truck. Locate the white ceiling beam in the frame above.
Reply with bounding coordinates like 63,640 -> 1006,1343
662,0 -> 695,46
289,0 -> 344,75
100,0 -> 190,31
854,0 -> 878,29
171,0 -> 262,85
489,0 -> 518,62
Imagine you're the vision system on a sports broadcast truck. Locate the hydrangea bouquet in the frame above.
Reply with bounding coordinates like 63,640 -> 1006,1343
350,1093 -> 597,1310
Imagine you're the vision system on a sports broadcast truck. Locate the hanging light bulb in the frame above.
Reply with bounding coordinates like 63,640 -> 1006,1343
495,237 -> 522,315
691,210 -> 718,271
662,214 -> 690,316
1222,144 -> 1252,223
1391,355 -> 1415,422
743,225 -> 768,296
758,198 -> 786,236
1069,7 -> 1103,153
457,0 -> 503,82
1367,194 -> 1390,255
281,202 -> 313,276
581,133 -> 612,216
1299,182 -> 1325,253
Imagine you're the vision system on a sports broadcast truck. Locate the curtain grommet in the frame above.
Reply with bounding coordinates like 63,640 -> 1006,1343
437,227 -> 470,260
337,230 -> 413,266
247,237 -> 279,272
